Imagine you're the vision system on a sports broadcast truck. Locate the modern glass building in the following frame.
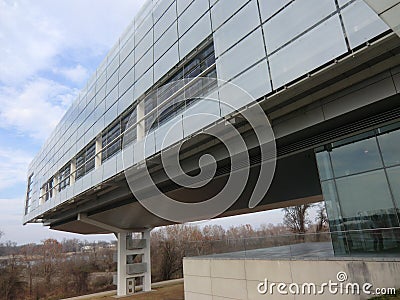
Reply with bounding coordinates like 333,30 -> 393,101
316,122 -> 400,255
23,0 -> 400,296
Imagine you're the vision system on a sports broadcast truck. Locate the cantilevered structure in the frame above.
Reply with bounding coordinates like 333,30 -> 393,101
24,0 -> 400,296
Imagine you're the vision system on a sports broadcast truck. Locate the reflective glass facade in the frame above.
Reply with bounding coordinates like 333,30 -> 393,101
24,0 -> 391,224
316,122 -> 400,256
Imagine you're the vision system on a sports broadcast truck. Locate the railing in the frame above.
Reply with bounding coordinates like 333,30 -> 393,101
183,228 -> 400,259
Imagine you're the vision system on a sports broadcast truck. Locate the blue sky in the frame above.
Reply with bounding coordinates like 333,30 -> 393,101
0,0 -> 289,245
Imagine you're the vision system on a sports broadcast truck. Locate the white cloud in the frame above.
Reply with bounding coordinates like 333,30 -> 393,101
0,78 -> 77,140
0,0 -> 147,85
55,64 -> 89,84
0,149 -> 32,191
0,0 -> 62,85
0,0 -> 147,140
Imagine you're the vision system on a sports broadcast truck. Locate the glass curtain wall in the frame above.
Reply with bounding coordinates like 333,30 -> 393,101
316,122 -> 400,256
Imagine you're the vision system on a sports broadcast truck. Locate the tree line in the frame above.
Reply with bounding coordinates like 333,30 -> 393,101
0,203 -> 327,299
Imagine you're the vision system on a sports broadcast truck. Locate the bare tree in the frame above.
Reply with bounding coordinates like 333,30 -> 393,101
283,204 -> 312,234
315,203 -> 328,233
20,244 -> 36,299
39,239 -> 62,286
0,255 -> 26,300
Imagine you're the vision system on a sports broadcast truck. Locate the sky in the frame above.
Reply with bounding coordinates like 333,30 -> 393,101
0,0 -> 298,245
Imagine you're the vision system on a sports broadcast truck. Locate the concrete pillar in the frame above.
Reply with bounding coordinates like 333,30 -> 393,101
95,135 -> 102,169
70,159 -> 76,185
117,232 -> 128,297
142,229 -> 152,292
116,229 -> 152,296
53,173 -> 59,195
137,100 -> 145,141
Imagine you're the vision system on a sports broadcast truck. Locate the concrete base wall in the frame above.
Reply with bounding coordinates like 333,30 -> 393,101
183,257 -> 400,300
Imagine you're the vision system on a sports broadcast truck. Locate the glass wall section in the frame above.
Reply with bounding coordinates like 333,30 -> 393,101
213,0 -> 260,57
25,174 -> 34,215
102,106 -> 137,163
316,122 -> 400,256
145,41 -> 216,133
268,15 -> 347,88
263,0 -> 336,54
41,177 -> 54,202
102,121 -> 121,162
76,142 -> 96,180
58,163 -> 70,192
340,0 -> 389,49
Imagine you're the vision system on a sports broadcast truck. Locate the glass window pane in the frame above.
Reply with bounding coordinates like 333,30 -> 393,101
135,15 -> 153,47
336,170 -> 398,228
263,0 -> 336,53
316,151 -> 334,180
119,50 -> 134,79
258,0 -> 292,22
177,0 -> 194,16
338,0 -> 351,7
321,180 -> 343,230
135,49 -> 153,80
105,85 -> 118,110
154,43 -> 179,82
330,136 -> 382,177
387,166 -> 400,212
120,35 -> 135,63
153,0 -> 175,23
178,0 -> 209,36
229,59 -> 271,101
269,15 -> 347,89
341,0 -> 389,49
378,128 -> 400,167
119,68 -> 134,98
154,3 -> 177,41
135,30 -> 153,63
211,0 -> 248,30
213,1 -> 260,57
118,86 -> 134,114
216,28 -> 266,81
134,67 -> 153,101
107,55 -> 119,78
179,13 -> 212,58
154,22 -> 178,62
106,70 -> 119,95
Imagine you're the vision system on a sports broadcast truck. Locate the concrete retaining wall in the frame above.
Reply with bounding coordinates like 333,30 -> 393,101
183,257 -> 400,300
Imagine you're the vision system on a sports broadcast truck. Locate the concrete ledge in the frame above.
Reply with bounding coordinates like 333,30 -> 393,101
61,278 -> 184,300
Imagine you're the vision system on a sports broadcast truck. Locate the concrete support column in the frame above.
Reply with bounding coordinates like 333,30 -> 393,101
116,229 -> 152,296
70,158 -> 76,185
117,232 -> 128,297
142,229 -> 152,292
95,135 -> 102,169
137,100 -> 145,141
53,174 -> 59,195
